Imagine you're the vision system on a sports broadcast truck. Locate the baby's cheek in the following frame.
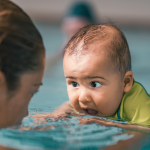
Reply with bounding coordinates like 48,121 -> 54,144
95,96 -> 116,116
67,88 -> 76,104
67,88 -> 74,101
93,94 -> 108,110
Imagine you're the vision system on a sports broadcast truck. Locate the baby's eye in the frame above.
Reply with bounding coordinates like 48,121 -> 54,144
71,82 -> 79,87
91,82 -> 101,88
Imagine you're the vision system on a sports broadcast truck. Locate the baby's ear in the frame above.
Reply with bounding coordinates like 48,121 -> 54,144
123,71 -> 133,93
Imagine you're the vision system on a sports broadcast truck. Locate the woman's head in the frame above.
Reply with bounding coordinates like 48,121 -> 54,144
0,0 -> 45,127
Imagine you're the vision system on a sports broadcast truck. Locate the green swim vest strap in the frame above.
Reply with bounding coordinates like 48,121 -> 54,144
117,107 -> 121,120
134,80 -> 150,97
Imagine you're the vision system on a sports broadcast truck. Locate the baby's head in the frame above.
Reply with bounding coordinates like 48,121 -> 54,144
63,24 -> 133,117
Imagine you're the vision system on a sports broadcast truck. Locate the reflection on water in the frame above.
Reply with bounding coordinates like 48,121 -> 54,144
0,24 -> 150,150
0,116 -> 132,150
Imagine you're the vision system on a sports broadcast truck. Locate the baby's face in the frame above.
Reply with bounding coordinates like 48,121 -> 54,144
63,44 -> 124,117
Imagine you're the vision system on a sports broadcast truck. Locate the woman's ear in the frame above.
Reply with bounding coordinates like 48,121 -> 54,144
123,71 -> 133,93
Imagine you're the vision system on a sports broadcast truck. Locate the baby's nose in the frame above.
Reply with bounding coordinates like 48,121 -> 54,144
79,88 -> 92,103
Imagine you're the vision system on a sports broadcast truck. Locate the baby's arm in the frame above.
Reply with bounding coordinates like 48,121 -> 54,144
33,101 -> 73,122
52,101 -> 73,117
79,117 -> 150,133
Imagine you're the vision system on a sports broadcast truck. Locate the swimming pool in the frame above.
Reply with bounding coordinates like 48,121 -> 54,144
0,24 -> 150,150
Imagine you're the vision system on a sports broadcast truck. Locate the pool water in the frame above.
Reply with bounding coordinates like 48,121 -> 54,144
0,24 -> 150,150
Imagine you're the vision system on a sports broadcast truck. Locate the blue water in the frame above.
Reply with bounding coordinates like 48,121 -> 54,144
0,24 -> 150,150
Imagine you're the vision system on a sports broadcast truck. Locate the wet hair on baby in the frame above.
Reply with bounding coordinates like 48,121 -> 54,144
64,24 -> 131,77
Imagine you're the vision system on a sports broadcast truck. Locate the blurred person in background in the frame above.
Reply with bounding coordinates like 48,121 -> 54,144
46,1 -> 97,72
0,0 -> 45,128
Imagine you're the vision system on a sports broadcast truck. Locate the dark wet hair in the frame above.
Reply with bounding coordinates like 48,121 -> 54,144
64,24 -> 131,76
0,0 -> 45,91
63,2 -> 96,24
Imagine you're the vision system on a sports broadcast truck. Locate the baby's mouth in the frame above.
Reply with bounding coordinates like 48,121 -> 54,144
82,108 -> 98,116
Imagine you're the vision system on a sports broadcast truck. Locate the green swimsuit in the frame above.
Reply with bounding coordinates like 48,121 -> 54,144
107,80 -> 150,126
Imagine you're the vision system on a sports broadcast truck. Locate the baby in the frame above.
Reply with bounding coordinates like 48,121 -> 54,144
61,24 -> 150,126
